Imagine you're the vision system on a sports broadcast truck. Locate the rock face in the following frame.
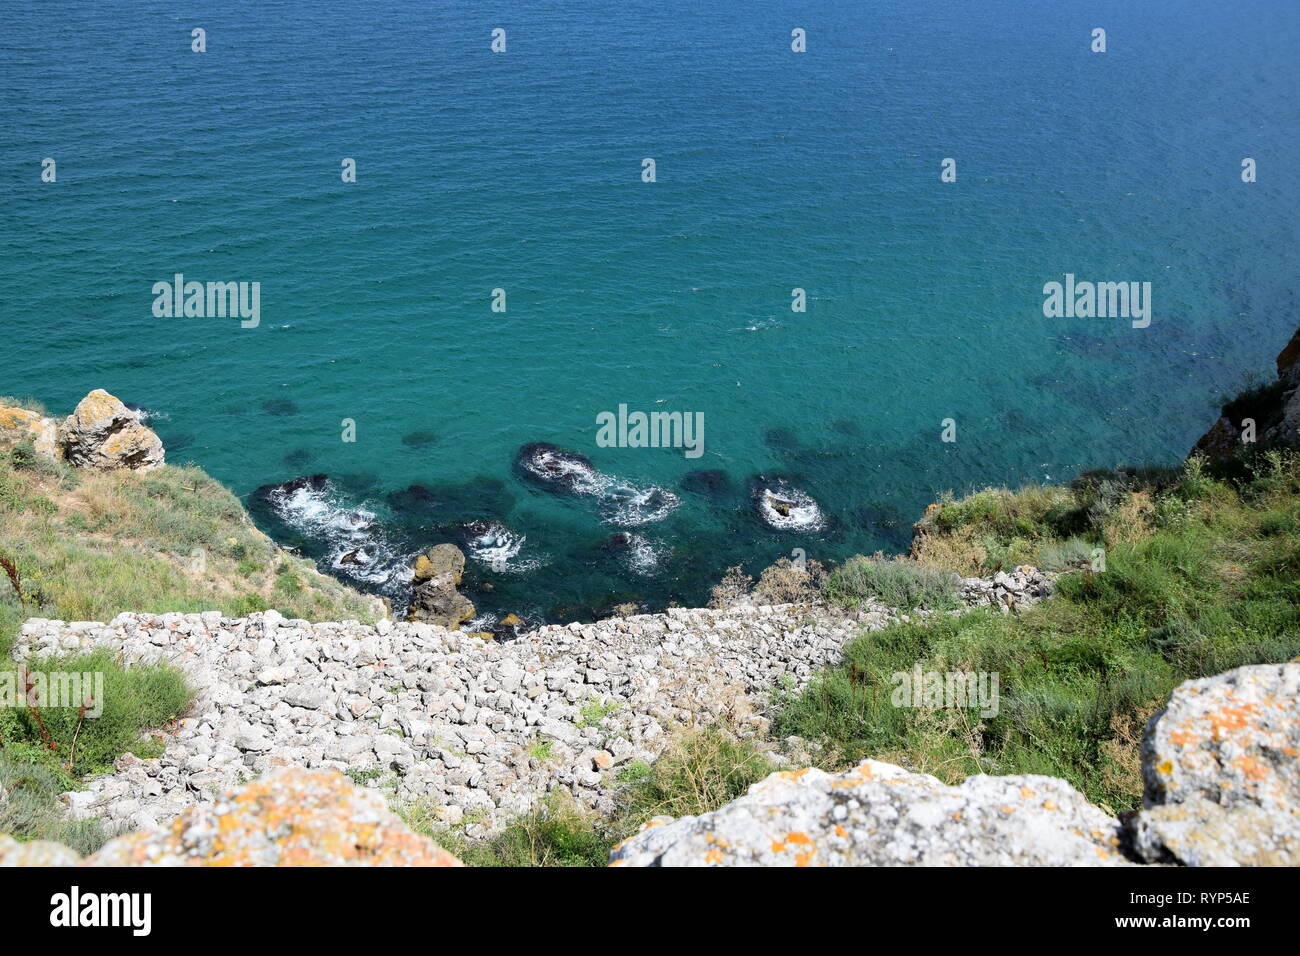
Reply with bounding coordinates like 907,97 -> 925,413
1262,390 -> 1300,448
407,543 -> 475,628
1277,327 -> 1300,386
59,389 -> 165,471
0,404 -> 60,460
610,761 -> 1132,867
0,769 -> 461,867
1190,325 -> 1300,458
1130,663 -> 1300,866
1190,415 -> 1242,461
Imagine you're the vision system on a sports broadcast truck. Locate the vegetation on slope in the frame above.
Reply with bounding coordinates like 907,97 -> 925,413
777,450 -> 1300,814
0,424 -> 380,849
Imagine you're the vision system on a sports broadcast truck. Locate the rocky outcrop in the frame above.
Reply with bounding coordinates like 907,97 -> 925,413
1130,663 -> 1300,866
1276,327 -> 1300,386
0,836 -> 82,866
0,768 -> 461,867
0,404 -> 59,460
1191,415 -> 1242,461
59,389 -> 165,471
609,761 -> 1133,867
752,478 -> 826,531
1190,325 -> 1300,459
406,543 -> 475,628
612,662 -> 1300,867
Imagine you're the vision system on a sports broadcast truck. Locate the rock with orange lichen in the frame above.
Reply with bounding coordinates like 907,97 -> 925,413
59,388 -> 164,471
0,403 -> 59,460
1132,663 -> 1300,865
0,834 -> 82,867
609,760 -> 1133,867
72,768 -> 461,867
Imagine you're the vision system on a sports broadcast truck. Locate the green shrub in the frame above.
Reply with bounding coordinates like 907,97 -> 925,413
1,649 -> 193,776
0,748 -> 111,855
825,555 -> 961,610
1037,537 -> 1094,571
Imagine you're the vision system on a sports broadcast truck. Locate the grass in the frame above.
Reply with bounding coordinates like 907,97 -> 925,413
0,441 -> 379,660
0,425 -> 381,849
403,725 -> 776,867
776,450 -> 1300,814
824,554 -> 962,611
1,649 -> 192,777
0,748 -> 110,855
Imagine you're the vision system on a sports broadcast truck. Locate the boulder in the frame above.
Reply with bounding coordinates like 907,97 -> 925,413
407,543 -> 475,628
1131,662 -> 1300,865
609,760 -> 1132,867
59,389 -> 164,471
412,542 -> 465,585
0,404 -> 59,460
0,768 -> 461,867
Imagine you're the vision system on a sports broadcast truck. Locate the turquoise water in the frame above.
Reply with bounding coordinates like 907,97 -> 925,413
3,1 -> 1298,622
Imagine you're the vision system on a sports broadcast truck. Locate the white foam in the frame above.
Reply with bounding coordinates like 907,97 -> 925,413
756,483 -> 826,532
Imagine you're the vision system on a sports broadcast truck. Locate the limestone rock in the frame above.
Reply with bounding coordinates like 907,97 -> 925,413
412,543 -> 465,585
407,544 -> 475,628
609,760 -> 1132,867
78,768 -> 461,866
59,389 -> 165,471
0,834 -> 83,867
1132,662 -> 1300,865
0,404 -> 59,460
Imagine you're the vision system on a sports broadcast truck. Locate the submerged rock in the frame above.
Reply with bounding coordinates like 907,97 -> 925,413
610,761 -> 1132,867
255,473 -> 330,500
680,468 -> 732,500
407,543 -> 475,628
752,478 -> 826,531
59,389 -> 165,471
515,442 -> 599,493
1131,662 -> 1300,865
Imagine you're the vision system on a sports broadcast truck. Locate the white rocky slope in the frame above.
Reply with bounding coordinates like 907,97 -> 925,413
14,570 -> 1053,838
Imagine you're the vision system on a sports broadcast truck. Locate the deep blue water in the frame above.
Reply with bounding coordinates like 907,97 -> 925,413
3,0 -> 1298,624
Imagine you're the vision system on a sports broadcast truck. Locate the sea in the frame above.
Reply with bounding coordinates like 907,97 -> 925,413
3,0 -> 1298,624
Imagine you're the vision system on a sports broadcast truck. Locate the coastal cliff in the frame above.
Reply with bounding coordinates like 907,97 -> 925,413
4,327 -> 1300,866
